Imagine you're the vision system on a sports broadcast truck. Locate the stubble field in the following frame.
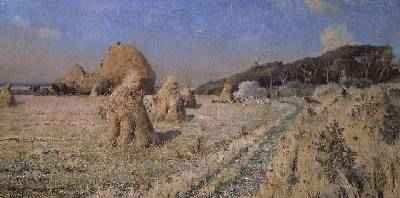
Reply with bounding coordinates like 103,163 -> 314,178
0,95 -> 292,197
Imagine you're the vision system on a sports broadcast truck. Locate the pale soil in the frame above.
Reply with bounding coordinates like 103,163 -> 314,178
0,95 -> 291,197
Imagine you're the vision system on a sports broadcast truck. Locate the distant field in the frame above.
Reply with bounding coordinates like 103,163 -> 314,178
0,95 -> 289,197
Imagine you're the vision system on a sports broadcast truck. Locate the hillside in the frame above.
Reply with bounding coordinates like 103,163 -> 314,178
196,45 -> 399,95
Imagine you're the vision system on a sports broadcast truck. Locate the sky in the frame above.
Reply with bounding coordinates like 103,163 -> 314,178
0,0 -> 399,85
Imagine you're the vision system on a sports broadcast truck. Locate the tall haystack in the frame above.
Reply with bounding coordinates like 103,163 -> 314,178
154,76 -> 186,122
180,87 -> 197,108
103,71 -> 159,147
97,42 -> 156,94
0,83 -> 16,107
53,42 -> 155,95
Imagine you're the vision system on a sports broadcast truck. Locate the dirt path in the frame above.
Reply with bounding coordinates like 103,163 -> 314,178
176,100 -> 303,198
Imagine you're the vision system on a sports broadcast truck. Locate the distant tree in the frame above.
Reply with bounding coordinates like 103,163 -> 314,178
393,57 -> 400,65
30,85 -> 40,93
377,45 -> 394,82
381,45 -> 394,66
279,71 -> 288,87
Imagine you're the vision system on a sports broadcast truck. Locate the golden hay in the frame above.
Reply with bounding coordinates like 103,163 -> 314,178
0,83 -> 16,107
103,71 -> 159,147
180,87 -> 197,108
218,81 -> 234,103
97,42 -> 156,94
154,76 -> 186,122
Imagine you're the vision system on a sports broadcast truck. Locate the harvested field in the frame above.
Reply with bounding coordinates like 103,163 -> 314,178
0,95 -> 291,197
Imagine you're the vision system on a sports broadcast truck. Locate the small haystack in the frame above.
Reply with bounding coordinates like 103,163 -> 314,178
55,64 -> 97,94
218,81 -> 234,103
180,87 -> 197,108
0,83 -> 16,107
154,76 -> 186,122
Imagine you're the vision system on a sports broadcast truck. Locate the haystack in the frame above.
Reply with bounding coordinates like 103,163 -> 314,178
165,94 -> 186,121
62,64 -> 87,85
0,83 -> 16,107
180,87 -> 197,108
97,42 -> 156,94
154,76 -> 186,122
218,81 -> 234,103
55,64 -> 97,94
103,71 -> 159,147
53,42 -> 156,95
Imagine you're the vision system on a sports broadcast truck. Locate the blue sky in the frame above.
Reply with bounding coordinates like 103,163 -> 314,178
0,0 -> 399,84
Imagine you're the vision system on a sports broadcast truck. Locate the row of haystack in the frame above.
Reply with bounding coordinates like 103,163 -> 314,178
102,73 -> 196,148
92,42 -> 197,148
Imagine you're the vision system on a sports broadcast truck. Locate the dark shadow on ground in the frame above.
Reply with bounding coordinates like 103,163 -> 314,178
188,103 -> 202,109
156,130 -> 182,145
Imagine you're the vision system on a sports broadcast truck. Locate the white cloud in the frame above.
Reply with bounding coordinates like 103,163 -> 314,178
10,15 -> 62,40
304,0 -> 337,15
321,24 -> 354,53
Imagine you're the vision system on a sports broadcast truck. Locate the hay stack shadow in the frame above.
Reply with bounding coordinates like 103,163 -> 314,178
155,130 -> 182,145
